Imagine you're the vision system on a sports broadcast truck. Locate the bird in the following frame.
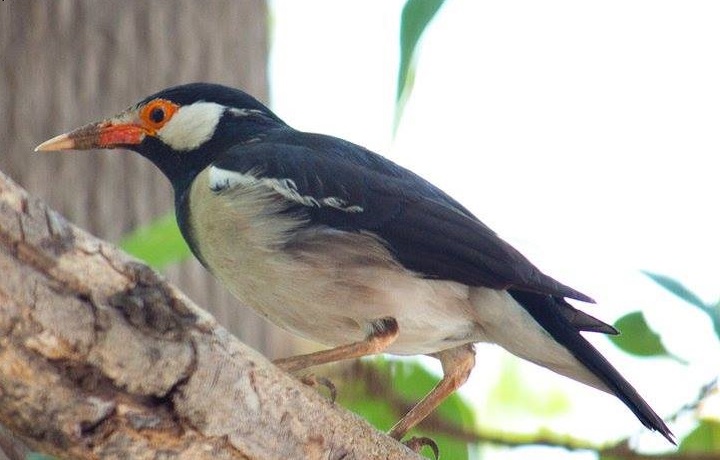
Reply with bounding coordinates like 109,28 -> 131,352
36,82 -> 674,444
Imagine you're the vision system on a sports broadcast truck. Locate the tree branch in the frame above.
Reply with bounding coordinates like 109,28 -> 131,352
0,170 -> 418,459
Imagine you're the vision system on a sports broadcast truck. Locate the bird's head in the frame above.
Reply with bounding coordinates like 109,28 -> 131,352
36,83 -> 285,191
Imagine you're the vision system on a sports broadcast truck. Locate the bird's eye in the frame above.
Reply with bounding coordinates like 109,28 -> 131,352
140,99 -> 179,133
150,107 -> 165,123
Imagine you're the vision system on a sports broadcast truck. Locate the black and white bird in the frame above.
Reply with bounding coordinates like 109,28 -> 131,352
36,83 -> 673,443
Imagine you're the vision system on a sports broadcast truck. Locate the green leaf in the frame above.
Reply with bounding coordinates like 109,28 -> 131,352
395,0 -> 445,132
643,271 -> 720,341
486,359 -> 571,418
679,420 -> 720,452
643,271 -> 708,309
609,311 -> 681,362
119,212 -> 192,270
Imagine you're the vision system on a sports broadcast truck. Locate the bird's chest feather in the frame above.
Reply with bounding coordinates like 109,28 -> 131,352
185,169 -> 303,308
184,168 -> 482,354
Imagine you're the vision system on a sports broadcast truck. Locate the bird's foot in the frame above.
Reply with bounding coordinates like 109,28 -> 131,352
299,373 -> 337,403
403,436 -> 439,459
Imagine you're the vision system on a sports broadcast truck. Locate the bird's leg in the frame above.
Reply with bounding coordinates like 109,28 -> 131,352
273,317 -> 399,373
388,343 -> 475,440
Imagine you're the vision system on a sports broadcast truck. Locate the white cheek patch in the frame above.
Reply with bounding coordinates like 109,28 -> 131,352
157,101 -> 225,151
208,166 -> 364,213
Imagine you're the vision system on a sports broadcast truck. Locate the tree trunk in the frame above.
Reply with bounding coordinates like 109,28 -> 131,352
0,0 -> 302,359
0,170 -> 417,459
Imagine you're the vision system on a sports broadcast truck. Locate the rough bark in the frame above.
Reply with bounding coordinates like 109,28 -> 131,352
0,170 -> 418,459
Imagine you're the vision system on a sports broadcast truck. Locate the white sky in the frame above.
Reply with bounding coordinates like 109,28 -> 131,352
270,1 -> 720,458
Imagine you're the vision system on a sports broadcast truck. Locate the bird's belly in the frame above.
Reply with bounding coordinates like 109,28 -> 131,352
204,235 -> 484,355
261,266 -> 484,355
186,174 -> 485,355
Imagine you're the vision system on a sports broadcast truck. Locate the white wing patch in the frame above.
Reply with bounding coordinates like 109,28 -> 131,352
227,107 -> 267,118
157,102 -> 225,151
208,166 -> 364,213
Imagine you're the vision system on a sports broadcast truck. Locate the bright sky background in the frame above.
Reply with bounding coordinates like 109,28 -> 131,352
270,1 -> 720,458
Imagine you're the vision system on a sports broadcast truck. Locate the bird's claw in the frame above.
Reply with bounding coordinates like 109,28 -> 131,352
403,436 -> 439,459
300,374 -> 337,403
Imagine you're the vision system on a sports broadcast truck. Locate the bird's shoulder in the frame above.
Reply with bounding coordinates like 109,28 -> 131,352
208,129 -> 473,227
213,129 -> 469,208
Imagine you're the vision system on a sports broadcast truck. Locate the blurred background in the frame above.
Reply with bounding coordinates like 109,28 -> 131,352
1,1 -> 718,459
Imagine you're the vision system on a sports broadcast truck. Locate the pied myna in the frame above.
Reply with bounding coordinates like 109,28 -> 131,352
36,83 -> 674,444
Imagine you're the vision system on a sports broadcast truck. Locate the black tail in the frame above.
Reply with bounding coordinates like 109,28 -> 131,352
510,290 -> 675,444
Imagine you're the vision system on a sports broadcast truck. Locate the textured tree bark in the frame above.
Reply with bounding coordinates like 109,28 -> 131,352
0,0 -> 303,360
0,171 -> 417,459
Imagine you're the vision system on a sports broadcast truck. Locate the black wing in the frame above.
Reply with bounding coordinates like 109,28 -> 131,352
212,129 -> 593,302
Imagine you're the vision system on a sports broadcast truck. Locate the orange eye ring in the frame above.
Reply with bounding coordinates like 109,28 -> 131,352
139,99 -> 179,133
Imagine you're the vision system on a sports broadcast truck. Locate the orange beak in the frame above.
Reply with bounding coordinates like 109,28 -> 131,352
35,119 -> 147,152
